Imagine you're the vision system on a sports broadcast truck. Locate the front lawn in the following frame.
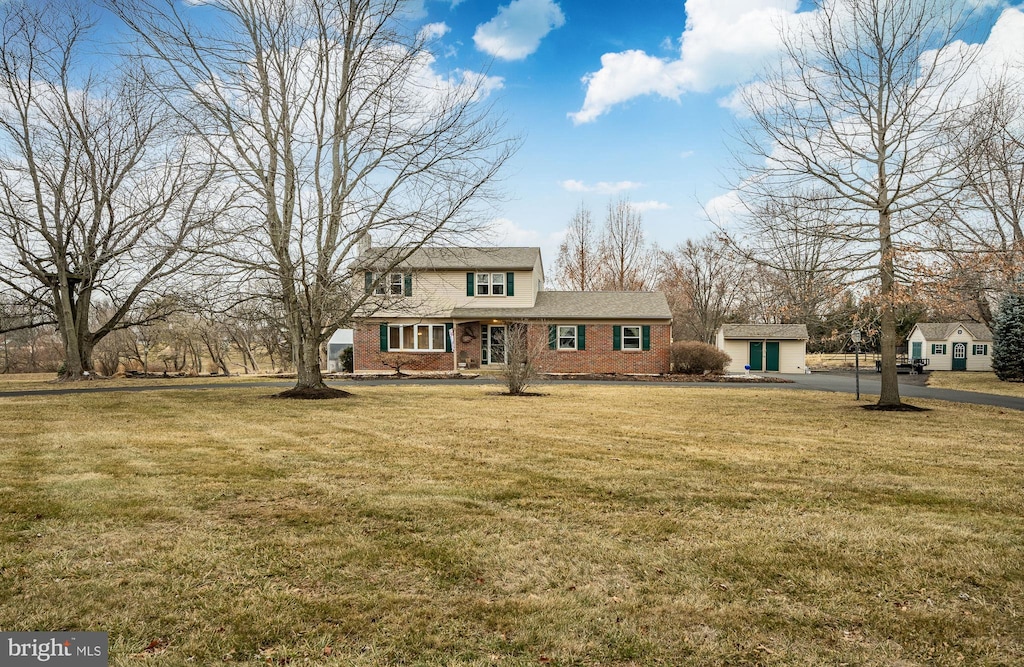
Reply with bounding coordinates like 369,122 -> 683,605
1,385 -> 1021,665
926,371 -> 1024,398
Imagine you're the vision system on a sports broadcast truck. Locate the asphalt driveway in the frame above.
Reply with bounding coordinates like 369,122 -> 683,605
1,371 -> 1022,411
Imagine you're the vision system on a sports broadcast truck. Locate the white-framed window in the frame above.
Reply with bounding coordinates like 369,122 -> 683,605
475,272 -> 505,296
622,325 -> 641,350
374,272 -> 404,296
931,343 -> 947,355
557,325 -> 577,350
388,324 -> 447,351
973,344 -> 988,355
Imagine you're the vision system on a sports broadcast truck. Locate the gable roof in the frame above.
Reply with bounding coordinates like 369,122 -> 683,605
360,246 -> 541,271
719,324 -> 809,340
451,290 -> 672,320
912,322 -> 993,342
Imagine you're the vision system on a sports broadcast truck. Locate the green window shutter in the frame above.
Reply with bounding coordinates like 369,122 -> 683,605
642,325 -> 651,351
404,273 -> 412,297
985,344 -> 989,355
379,324 -> 389,352
445,323 -> 453,353
577,325 -> 586,350
548,325 -> 557,350
364,271 -> 372,294
466,272 -> 474,296
612,325 -> 621,351
506,272 -> 515,297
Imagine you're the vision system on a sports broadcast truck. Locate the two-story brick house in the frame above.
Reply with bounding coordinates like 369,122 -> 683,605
354,246 -> 672,374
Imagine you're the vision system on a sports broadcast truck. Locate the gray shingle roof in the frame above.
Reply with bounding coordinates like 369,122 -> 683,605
451,291 -> 672,320
360,246 -> 541,271
913,322 -> 993,342
719,324 -> 809,340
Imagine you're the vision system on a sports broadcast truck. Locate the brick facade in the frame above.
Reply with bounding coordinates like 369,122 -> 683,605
531,323 -> 671,374
354,321 -> 671,374
353,322 -> 454,372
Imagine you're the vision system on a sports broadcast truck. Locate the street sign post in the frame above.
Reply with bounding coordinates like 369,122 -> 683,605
851,329 -> 862,400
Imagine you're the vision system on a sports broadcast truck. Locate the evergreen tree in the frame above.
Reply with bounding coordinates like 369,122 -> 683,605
991,289 -> 1024,381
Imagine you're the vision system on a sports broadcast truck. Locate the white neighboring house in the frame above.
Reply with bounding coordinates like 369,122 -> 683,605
906,322 -> 993,372
326,329 -> 354,372
716,324 -> 809,374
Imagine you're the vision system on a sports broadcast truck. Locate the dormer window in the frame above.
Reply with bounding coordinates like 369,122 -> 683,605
476,272 -> 505,296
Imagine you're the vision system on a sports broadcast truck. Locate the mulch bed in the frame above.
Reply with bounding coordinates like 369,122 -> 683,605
270,386 -> 353,400
861,403 -> 930,412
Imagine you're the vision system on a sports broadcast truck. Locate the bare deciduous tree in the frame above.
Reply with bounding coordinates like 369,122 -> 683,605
923,77 -> 1024,324
734,0 -> 977,407
660,236 -> 746,344
115,0 -> 515,397
500,321 -> 546,395
722,191 -> 856,347
0,0 -> 225,380
555,204 -> 599,290
596,198 -> 660,291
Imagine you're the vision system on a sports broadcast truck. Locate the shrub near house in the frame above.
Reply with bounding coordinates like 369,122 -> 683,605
353,247 -> 672,374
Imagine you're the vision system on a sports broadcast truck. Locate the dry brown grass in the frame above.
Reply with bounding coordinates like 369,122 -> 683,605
0,372 -> 288,393
926,371 -> 1024,398
1,385 -> 1021,666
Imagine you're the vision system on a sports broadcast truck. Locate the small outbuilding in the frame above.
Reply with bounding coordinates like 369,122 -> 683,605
906,322 -> 993,372
716,324 -> 809,374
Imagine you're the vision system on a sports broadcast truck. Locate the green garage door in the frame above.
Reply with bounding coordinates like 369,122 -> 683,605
766,341 -> 780,372
749,341 -> 763,371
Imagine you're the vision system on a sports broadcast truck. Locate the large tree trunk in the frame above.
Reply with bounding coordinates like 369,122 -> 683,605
294,333 -> 324,390
877,210 -> 902,407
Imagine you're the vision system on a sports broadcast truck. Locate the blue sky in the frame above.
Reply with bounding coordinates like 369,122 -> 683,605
405,0 -> 1024,267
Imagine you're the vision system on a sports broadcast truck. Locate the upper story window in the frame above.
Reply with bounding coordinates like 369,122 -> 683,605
466,271 -> 515,297
476,272 -> 505,296
367,271 -> 411,297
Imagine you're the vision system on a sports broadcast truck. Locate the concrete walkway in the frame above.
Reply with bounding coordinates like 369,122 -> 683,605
1,372 -> 1022,411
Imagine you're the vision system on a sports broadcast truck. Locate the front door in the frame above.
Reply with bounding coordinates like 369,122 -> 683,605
952,342 -> 967,370
483,325 -> 506,365
912,341 -> 922,361
749,341 -> 763,371
766,341 -> 780,372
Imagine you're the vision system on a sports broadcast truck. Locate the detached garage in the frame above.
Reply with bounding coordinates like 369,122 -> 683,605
716,324 -> 809,374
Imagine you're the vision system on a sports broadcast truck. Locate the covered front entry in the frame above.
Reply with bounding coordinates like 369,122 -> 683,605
749,341 -> 780,372
481,324 -> 506,365
952,342 -> 967,371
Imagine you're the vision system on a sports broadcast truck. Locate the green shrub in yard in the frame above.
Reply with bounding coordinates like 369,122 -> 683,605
671,340 -> 730,374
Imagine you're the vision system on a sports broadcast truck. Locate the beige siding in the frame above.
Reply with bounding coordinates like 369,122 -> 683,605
778,340 -> 806,373
720,338 -> 806,374
722,339 -> 749,373
373,269 -> 537,318
909,326 -> 992,372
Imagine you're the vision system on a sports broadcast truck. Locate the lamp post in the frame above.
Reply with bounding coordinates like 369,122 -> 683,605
851,329 -> 862,401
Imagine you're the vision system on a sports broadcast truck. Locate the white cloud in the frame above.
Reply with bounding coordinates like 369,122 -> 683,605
631,200 -> 671,212
560,179 -> 642,194
679,150 -> 695,159
702,189 -> 746,227
570,0 -> 801,124
418,22 -> 450,41
473,0 -> 565,61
